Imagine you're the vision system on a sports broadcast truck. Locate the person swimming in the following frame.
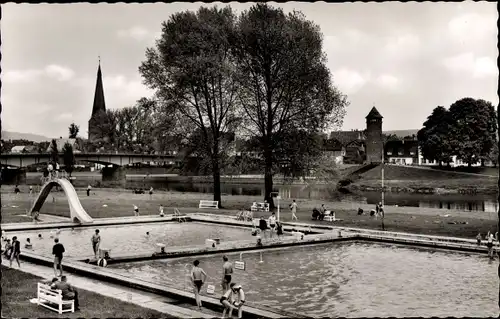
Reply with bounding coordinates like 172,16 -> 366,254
25,238 -> 32,249
38,234 -> 43,239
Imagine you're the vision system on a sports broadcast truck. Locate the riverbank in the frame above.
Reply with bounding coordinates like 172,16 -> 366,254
1,186 -> 497,239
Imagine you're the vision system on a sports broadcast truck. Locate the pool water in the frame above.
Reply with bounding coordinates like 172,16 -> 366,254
7,222 -> 254,258
110,242 -> 499,317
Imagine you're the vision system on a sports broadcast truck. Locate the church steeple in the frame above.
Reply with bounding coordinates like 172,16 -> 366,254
88,58 -> 108,141
91,57 -> 106,116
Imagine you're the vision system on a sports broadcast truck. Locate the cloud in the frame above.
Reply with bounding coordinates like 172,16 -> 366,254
3,65 -> 75,83
55,113 -> 74,122
443,53 -> 497,78
117,26 -> 154,41
376,74 -> 400,90
333,68 -> 371,94
448,13 -> 497,42
383,34 -> 420,57
102,75 -> 154,101
44,65 -> 75,81
3,69 -> 43,83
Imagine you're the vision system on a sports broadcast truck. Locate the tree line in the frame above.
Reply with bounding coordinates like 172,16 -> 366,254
90,4 -> 349,208
417,97 -> 497,167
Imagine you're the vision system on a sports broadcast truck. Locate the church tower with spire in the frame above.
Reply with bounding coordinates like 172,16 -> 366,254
88,58 -> 107,142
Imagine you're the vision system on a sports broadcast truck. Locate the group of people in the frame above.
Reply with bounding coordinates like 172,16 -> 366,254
476,231 -> 498,259
190,256 -> 245,318
2,235 -> 21,268
252,212 -> 284,240
312,204 -> 333,220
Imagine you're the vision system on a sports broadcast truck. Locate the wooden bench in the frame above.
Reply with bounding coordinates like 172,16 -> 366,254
324,211 -> 336,222
37,283 -> 74,314
250,202 -> 269,212
199,200 -> 219,209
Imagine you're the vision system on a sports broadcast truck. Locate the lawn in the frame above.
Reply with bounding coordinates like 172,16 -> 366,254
0,266 -> 171,318
1,186 -> 497,239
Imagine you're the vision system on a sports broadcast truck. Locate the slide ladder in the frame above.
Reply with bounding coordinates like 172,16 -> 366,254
30,178 -> 94,224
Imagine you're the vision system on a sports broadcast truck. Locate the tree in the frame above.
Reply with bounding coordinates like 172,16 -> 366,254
231,4 -> 348,208
62,142 -> 75,177
417,106 -> 453,167
139,6 -> 241,208
68,123 -> 80,138
49,139 -> 59,163
448,98 -> 497,167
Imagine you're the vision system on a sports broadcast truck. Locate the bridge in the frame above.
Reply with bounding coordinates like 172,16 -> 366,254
0,152 -> 180,168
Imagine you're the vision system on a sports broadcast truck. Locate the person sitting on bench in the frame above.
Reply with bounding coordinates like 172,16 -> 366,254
312,208 -> 320,220
51,276 -> 79,311
318,204 -> 327,220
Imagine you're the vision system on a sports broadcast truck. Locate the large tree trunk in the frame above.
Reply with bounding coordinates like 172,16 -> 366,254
264,147 -> 275,210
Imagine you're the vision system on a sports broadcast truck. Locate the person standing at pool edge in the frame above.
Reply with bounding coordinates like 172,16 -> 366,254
222,256 -> 233,291
10,236 -> 21,268
268,212 -> 277,239
91,230 -> 101,259
133,205 -> 140,216
52,238 -> 65,277
191,260 -> 207,310
290,200 -> 298,221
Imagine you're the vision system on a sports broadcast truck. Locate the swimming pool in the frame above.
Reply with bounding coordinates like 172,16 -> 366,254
110,242 -> 499,317
6,222 -> 254,258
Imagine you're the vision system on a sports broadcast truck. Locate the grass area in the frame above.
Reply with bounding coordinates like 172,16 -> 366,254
360,164 -> 496,180
0,266 -> 170,318
1,186 -> 497,239
429,165 -> 499,176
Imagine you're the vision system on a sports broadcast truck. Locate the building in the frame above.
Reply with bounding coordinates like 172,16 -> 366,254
45,138 -> 82,153
322,138 -> 345,164
385,137 -> 419,165
365,107 -> 383,163
88,60 -> 108,142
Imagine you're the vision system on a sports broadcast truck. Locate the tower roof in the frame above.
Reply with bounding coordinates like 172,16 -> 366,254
366,106 -> 383,119
91,62 -> 106,116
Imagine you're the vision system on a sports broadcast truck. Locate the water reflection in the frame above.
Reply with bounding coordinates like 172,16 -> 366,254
127,180 -> 498,213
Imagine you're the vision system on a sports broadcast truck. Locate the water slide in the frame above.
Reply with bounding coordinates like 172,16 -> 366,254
30,178 -> 94,224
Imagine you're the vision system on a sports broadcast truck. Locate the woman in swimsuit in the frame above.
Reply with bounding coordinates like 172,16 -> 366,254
190,260 -> 207,310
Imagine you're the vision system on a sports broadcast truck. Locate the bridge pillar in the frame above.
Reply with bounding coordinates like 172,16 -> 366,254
1,168 -> 26,185
101,166 -> 126,184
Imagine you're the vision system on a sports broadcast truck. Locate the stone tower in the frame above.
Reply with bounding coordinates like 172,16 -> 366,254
88,60 -> 107,141
365,106 -> 383,164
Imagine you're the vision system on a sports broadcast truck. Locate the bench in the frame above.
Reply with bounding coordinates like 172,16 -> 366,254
37,283 -> 74,314
250,202 -> 269,212
324,211 -> 336,222
199,200 -> 219,209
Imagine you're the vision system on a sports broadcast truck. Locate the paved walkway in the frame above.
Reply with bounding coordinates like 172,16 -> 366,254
1,259 -> 217,318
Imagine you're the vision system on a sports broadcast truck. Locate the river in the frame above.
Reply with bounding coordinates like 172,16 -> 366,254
126,179 -> 498,214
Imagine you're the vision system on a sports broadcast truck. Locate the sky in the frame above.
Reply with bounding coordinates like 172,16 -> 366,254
1,2 -> 498,139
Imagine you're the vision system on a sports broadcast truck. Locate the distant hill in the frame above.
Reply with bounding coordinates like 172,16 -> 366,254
1,130 -> 52,142
383,129 -> 419,138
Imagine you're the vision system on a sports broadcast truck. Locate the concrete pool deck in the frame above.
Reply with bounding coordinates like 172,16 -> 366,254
0,259 -> 217,318
14,250 -> 295,318
3,212 -> 496,318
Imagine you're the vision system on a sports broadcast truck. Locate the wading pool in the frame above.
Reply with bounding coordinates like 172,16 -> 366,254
6,222 -> 254,258
110,241 -> 499,317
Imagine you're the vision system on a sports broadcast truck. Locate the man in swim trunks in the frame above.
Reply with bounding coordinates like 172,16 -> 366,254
258,216 -> 268,239
133,205 -> 139,216
221,283 -> 245,319
52,238 -> 65,276
91,229 -> 101,259
221,255 -> 233,291
190,260 -> 207,310
487,232 -> 495,259
10,236 -> 21,268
